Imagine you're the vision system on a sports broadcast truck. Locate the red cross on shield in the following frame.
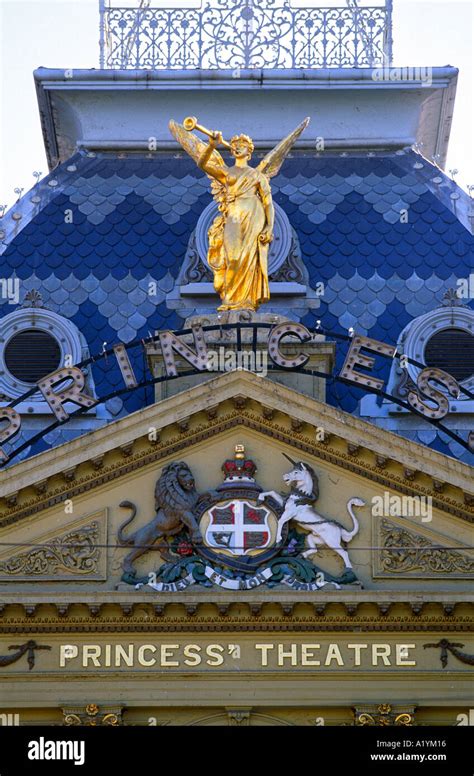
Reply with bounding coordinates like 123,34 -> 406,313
205,500 -> 272,556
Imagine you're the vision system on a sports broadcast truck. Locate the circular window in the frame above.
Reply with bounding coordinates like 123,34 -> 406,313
424,328 -> 474,382
5,329 -> 61,383
195,201 -> 293,276
398,305 -> 474,398
0,306 -> 84,401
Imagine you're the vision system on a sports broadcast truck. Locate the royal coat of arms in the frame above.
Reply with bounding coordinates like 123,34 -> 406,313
118,445 -> 364,591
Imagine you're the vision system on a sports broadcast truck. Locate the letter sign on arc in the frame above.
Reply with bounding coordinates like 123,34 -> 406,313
0,323 -> 471,464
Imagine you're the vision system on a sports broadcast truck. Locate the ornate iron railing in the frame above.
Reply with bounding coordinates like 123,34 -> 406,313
99,0 -> 393,70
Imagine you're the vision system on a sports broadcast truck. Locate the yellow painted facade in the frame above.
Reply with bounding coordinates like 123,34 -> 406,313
0,372 -> 472,726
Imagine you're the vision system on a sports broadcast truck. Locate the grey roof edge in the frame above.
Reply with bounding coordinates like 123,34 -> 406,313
33,66 -> 460,85
33,66 -> 459,170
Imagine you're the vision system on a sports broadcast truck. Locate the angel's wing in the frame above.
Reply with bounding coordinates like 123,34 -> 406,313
257,117 -> 310,179
169,119 -> 227,206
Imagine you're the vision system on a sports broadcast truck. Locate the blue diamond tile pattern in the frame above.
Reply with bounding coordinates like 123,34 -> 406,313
1,148 -> 473,465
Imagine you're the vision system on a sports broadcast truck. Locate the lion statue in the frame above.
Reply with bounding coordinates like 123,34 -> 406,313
118,461 -> 202,578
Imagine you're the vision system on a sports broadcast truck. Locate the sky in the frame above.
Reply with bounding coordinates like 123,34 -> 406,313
0,0 -> 473,209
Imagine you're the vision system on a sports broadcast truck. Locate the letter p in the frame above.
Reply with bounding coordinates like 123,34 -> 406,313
60,644 -> 78,666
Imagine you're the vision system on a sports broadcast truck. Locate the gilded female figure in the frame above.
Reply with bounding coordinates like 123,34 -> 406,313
169,117 -> 310,312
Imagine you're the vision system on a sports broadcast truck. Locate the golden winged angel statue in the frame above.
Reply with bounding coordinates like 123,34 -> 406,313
169,116 -> 310,312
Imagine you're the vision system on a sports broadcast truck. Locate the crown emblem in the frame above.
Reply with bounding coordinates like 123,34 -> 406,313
221,444 -> 257,482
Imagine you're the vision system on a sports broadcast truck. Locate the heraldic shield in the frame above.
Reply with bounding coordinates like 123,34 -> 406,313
194,445 -> 285,572
205,501 -> 272,556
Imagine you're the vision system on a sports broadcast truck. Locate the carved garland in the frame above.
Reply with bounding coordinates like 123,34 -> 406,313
0,640 -> 51,669
423,639 -> 474,668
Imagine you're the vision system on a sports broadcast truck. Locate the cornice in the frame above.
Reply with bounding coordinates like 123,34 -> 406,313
0,593 -> 472,633
33,66 -> 459,168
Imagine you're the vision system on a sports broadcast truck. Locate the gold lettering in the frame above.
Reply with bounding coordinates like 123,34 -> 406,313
206,644 -> 224,666
372,644 -> 391,666
183,644 -> 202,667
255,644 -> 274,667
115,645 -> 134,667
60,645 -> 78,666
347,644 -> 368,666
83,645 -> 101,667
396,644 -> 416,666
138,645 -> 157,667
324,644 -> 344,666
160,644 -> 179,667
278,644 -> 298,666
301,644 -> 321,666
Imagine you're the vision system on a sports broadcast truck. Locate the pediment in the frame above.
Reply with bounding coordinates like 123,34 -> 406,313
0,371 -> 472,598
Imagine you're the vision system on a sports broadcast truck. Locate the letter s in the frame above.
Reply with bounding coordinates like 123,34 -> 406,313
206,644 -> 224,666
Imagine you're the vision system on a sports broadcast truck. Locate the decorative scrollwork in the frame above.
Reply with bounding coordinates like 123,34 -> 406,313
380,520 -> 474,575
355,704 -> 414,726
270,228 -> 307,284
181,230 -> 213,284
101,0 -> 392,70
63,704 -> 122,726
0,523 -> 100,577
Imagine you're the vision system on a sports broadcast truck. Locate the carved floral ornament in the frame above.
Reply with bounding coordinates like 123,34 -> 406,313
1,323 -> 473,466
0,512 -> 107,580
63,704 -> 121,727
354,705 -> 414,726
0,522 -> 100,578
378,520 -> 474,577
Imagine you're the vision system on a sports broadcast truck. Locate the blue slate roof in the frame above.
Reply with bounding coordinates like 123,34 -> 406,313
1,148 -> 473,463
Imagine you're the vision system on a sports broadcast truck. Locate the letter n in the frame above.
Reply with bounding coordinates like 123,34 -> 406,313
159,325 -> 209,377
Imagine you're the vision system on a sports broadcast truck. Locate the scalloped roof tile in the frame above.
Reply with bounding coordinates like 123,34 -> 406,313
1,148 -> 473,464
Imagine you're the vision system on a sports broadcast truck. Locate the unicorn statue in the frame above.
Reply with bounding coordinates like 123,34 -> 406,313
258,454 -> 365,573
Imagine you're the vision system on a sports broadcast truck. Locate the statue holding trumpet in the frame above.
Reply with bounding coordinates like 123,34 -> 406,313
169,115 -> 310,312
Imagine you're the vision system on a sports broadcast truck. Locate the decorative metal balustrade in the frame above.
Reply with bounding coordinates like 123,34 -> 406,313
99,0 -> 393,70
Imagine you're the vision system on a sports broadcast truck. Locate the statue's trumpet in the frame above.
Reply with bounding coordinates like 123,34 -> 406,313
183,116 -> 232,149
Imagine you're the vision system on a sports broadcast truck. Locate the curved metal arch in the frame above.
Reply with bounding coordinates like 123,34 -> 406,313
1,322 -> 473,466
